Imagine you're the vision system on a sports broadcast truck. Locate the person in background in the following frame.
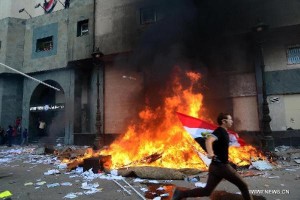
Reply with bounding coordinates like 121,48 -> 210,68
6,125 -> 13,147
172,113 -> 253,200
21,128 -> 28,146
16,116 -> 22,134
38,119 -> 46,136
0,126 -> 5,145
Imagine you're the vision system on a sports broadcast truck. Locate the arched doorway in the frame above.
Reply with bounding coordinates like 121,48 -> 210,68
29,80 -> 65,143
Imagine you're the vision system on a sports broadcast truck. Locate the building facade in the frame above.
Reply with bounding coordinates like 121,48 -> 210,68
0,0 -> 299,146
0,0 -> 96,144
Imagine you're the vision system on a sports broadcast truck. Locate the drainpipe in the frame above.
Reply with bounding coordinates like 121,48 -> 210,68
93,0 -> 96,51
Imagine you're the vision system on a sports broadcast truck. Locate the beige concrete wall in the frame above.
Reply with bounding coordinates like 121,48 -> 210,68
284,94 -> 300,129
268,95 -> 286,131
104,60 -> 143,134
269,94 -> 300,130
233,96 -> 259,131
228,73 -> 259,131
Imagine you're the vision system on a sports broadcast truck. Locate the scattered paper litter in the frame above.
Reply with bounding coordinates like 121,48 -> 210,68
140,188 -> 148,192
61,182 -> 73,186
81,182 -> 99,190
44,169 -> 60,175
294,159 -> 300,164
57,163 -> 67,169
36,181 -> 47,186
268,176 -> 280,179
24,182 -> 34,186
83,188 -> 102,195
64,193 -> 78,199
0,158 -> 12,163
250,160 -> 273,170
274,145 -> 290,152
133,178 -> 145,182
64,192 -> 84,199
285,168 -> 296,171
47,183 -> 60,188
156,186 -> 164,191
69,175 -> 79,178
80,182 -> 102,195
149,180 -> 159,183
75,167 -> 84,174
195,182 -> 207,188
110,169 -> 118,176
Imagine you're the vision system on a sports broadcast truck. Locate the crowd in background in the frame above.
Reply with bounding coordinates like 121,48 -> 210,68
0,117 -> 28,147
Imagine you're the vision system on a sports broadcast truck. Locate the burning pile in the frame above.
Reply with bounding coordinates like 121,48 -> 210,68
93,68 -> 265,170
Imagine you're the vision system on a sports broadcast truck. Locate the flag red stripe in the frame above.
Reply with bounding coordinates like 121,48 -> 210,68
45,0 -> 57,12
177,112 -> 216,130
177,112 -> 246,146
45,0 -> 54,10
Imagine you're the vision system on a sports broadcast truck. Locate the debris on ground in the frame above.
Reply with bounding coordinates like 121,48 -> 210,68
249,160 -> 273,171
0,190 -> 12,199
1,144 -> 300,200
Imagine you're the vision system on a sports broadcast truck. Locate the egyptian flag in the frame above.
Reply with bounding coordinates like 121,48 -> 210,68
44,0 -> 57,13
177,112 -> 245,149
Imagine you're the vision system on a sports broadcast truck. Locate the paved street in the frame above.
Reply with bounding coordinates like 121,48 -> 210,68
0,145 -> 299,200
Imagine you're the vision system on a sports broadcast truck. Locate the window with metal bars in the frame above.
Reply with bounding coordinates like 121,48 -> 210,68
140,7 -> 157,25
36,36 -> 53,52
287,45 -> 300,64
77,19 -> 89,37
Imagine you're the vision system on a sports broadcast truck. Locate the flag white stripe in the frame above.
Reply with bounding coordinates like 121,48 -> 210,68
183,127 -> 213,138
183,126 -> 240,147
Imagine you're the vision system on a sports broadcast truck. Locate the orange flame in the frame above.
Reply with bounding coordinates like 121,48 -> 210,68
96,67 -> 264,170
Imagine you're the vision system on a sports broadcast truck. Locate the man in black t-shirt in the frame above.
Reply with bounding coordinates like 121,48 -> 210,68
172,113 -> 253,200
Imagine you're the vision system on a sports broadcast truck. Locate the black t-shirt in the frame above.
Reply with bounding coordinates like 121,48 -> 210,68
211,127 -> 229,164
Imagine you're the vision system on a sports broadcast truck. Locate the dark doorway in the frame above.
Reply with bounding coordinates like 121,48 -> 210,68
29,80 -> 65,144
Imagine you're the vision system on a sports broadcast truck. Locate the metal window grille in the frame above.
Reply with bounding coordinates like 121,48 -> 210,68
287,45 -> 300,64
36,36 -> 53,52
77,19 -> 89,36
140,7 -> 156,25
81,23 -> 89,35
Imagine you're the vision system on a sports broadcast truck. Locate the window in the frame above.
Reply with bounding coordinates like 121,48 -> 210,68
287,45 -> 300,64
77,19 -> 89,36
36,36 -> 53,52
140,7 -> 156,25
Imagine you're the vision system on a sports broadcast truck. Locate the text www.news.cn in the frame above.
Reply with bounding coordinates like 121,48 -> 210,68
249,189 -> 290,195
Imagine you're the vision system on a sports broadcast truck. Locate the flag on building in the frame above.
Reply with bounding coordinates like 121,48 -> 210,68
177,112 -> 245,147
44,0 -> 57,13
